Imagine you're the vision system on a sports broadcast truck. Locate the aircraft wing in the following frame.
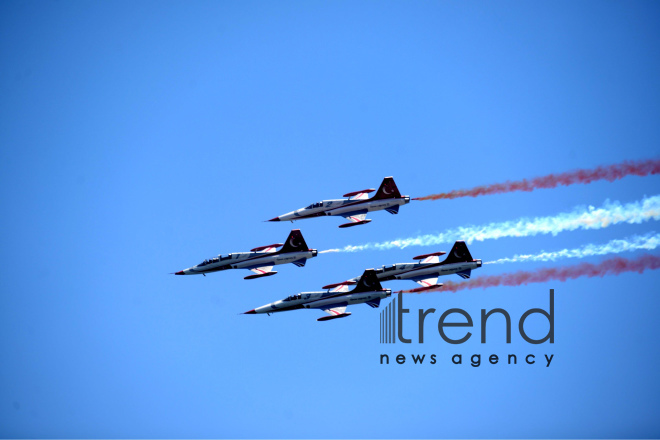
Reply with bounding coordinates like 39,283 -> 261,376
316,304 -> 352,321
322,281 -> 355,292
250,244 -> 283,253
412,252 -> 446,263
412,276 -> 440,288
342,212 -> 368,223
323,305 -> 347,316
351,193 -> 370,200
343,188 -> 375,200
249,266 -> 274,275
329,284 -> 350,293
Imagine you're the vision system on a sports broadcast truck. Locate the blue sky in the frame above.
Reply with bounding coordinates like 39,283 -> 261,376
1,1 -> 659,438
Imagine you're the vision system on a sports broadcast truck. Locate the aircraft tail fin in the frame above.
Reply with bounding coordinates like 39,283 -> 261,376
279,229 -> 310,253
442,241 -> 474,264
372,177 -> 402,200
352,269 -> 384,293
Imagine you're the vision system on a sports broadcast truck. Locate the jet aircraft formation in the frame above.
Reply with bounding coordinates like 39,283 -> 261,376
174,177 -> 481,321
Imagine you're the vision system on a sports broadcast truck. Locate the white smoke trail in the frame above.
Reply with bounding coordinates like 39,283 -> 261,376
485,232 -> 660,265
321,195 -> 660,253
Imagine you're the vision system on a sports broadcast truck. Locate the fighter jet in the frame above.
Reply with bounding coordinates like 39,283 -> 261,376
243,269 -> 391,321
322,241 -> 482,293
174,230 -> 317,279
268,177 -> 410,228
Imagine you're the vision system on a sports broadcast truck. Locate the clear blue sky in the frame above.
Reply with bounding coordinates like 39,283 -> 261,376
1,1 -> 659,438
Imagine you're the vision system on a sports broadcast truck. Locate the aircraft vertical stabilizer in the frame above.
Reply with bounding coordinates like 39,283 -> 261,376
279,229 -> 310,253
352,269 -> 384,293
372,177 -> 402,200
443,241 -> 474,264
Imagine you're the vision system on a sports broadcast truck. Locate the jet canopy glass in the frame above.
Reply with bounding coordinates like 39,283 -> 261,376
198,257 -> 218,267
284,293 -> 303,301
305,202 -> 323,209
198,255 -> 231,266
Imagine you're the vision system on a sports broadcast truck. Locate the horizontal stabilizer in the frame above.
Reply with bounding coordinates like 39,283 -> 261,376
456,269 -> 472,279
317,312 -> 351,321
244,271 -> 277,280
385,205 -> 400,215
292,258 -> 307,267
365,298 -> 381,308
339,219 -> 372,228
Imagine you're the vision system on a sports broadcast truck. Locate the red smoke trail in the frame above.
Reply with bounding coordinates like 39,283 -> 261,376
414,159 -> 660,201
399,254 -> 660,294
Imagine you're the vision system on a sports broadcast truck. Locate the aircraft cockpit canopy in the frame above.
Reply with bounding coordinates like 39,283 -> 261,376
198,257 -> 219,267
198,256 -> 230,267
305,202 -> 323,209
284,293 -> 303,301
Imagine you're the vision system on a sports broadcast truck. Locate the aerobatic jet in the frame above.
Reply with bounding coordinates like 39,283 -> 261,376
243,269 -> 391,321
268,177 -> 410,228
174,230 -> 317,279
322,241 -> 482,293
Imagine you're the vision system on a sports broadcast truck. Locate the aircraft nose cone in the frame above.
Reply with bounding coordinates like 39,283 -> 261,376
243,309 -> 257,314
174,271 -> 185,275
268,217 -> 280,222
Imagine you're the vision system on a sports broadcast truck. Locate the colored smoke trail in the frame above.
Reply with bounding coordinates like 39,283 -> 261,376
486,232 -> 660,265
399,254 -> 660,294
321,195 -> 660,253
414,159 -> 660,201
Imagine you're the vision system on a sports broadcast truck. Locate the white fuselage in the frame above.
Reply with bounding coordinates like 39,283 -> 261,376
181,250 -> 317,275
277,197 -> 409,221
252,289 -> 391,314
352,260 -> 483,283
